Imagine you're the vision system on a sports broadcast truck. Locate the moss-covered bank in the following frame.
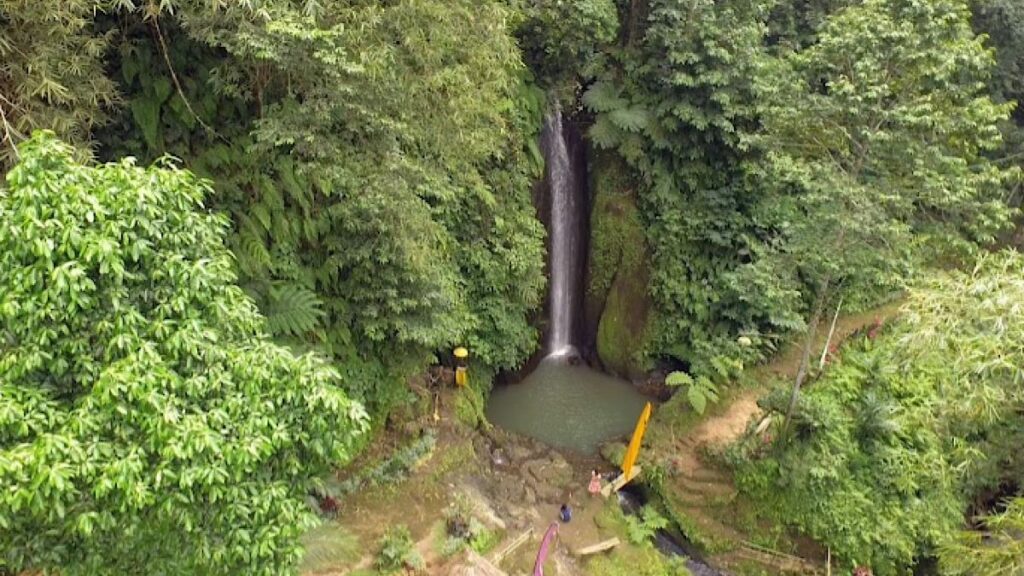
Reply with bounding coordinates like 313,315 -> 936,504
584,151 -> 652,379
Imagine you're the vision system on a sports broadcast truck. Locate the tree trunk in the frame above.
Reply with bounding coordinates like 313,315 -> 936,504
782,277 -> 831,436
819,297 -> 843,370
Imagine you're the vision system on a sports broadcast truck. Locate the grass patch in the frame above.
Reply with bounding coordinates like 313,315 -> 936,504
428,438 -> 476,484
299,523 -> 362,573
587,546 -> 691,576
660,491 -> 736,555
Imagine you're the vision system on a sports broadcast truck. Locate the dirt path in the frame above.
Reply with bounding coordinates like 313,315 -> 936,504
677,300 -> 903,468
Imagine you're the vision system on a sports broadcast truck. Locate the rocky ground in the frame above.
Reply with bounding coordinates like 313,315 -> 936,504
299,398 -> 635,576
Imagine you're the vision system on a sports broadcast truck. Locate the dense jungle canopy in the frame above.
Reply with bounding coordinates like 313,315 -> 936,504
1,0 -> 1022,574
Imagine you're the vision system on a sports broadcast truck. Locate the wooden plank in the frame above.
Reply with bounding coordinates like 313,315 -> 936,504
574,537 -> 620,556
491,527 -> 533,565
601,465 -> 642,498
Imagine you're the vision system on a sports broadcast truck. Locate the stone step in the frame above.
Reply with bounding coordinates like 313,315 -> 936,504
683,467 -> 732,484
716,545 -> 823,575
672,504 -> 745,543
675,476 -> 736,499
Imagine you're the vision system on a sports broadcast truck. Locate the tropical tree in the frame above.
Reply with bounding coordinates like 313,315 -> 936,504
104,0 -> 547,412
0,133 -> 368,575
749,0 -> 1016,430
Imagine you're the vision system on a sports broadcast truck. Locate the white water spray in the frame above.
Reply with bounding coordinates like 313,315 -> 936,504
542,108 -> 582,359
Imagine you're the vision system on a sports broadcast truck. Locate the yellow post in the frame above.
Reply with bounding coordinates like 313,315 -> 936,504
453,347 -> 469,387
621,402 -> 653,479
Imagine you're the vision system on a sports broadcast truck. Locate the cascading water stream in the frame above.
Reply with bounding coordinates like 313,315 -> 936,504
542,108 -> 582,359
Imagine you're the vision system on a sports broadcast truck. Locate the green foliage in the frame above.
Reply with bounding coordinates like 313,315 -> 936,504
624,505 -> 670,545
765,0 -> 853,50
514,0 -> 620,91
585,0 -> 801,385
735,251 -> 1024,574
453,373 -> 494,429
753,0 -> 1014,272
972,0 -> 1024,112
590,503 -> 692,576
91,1 -> 547,416
587,545 -> 691,576
971,0 -> 1024,216
939,497 -> 1024,575
587,0 -> 1014,401
666,371 -> 720,415
0,133 -> 368,576
439,494 -> 501,558
262,284 -> 326,339
0,0 -> 116,164
375,525 -> 423,573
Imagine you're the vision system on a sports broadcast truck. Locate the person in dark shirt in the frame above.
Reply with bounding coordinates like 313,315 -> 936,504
559,503 -> 572,523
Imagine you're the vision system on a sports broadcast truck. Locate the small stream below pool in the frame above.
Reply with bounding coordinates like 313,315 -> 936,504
485,359 -> 650,454
618,487 -> 725,576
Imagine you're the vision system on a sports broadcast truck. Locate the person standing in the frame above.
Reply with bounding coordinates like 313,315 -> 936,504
588,469 -> 602,496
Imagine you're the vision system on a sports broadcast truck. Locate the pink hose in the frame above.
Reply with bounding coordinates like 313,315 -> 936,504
533,522 -> 559,576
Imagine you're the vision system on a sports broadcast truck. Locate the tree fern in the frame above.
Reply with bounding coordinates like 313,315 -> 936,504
264,283 -> 325,338
582,81 -> 628,112
589,115 -> 624,149
856,390 -> 901,443
608,106 -> 650,133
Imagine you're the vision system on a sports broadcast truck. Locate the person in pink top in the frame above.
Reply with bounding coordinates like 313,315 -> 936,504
588,469 -> 602,496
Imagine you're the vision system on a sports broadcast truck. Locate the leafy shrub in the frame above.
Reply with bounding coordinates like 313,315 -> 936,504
515,0 -> 619,89
375,526 -> 423,573
439,494 -> 501,557
624,506 -> 670,545
735,252 -> 1024,574
454,384 -> 489,429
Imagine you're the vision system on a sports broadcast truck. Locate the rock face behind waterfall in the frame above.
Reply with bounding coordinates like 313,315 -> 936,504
583,152 -> 652,380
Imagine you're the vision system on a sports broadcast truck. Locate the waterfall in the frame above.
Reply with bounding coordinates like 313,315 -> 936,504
542,107 -> 584,359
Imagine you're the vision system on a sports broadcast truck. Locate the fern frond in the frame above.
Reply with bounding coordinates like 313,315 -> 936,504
582,81 -> 628,113
589,115 -> 623,149
264,283 -> 325,337
609,106 -> 650,133
234,225 -> 272,275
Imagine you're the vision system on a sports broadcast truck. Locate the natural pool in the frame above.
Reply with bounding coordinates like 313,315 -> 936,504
485,359 -> 651,454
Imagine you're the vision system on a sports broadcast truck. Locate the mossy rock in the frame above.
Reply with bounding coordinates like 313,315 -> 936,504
585,152 -> 652,379
600,441 -> 627,467
597,258 -> 651,379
